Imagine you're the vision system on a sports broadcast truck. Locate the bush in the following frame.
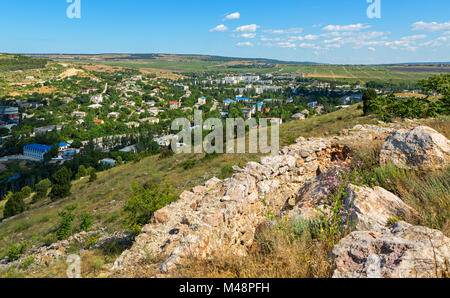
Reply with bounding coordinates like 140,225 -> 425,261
56,205 -> 77,240
7,243 -> 29,262
123,183 -> 177,236
219,165 -> 234,179
79,212 -> 93,232
33,178 -> 51,202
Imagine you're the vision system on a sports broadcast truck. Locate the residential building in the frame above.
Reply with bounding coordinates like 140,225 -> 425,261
169,101 -> 182,109
23,143 -> 51,161
291,113 -> 306,120
101,158 -> 116,167
0,106 -> 20,125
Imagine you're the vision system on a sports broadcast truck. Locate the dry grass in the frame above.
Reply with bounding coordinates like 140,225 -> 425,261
172,226 -> 335,278
424,115 -> 450,139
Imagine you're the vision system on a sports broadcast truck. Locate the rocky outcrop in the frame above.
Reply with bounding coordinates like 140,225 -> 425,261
112,124 -> 407,275
331,222 -> 450,278
285,171 -> 415,231
380,126 -> 450,172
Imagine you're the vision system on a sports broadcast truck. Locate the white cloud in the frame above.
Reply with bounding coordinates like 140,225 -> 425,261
264,28 -> 303,35
412,21 -> 450,32
322,24 -> 371,32
240,33 -> 256,39
276,42 -> 296,48
260,36 -> 281,42
368,47 -> 376,52
224,12 -> 240,21
288,34 -> 319,41
298,43 -> 317,49
400,34 -> 427,41
236,41 -> 254,47
234,24 -> 260,33
209,24 -> 228,32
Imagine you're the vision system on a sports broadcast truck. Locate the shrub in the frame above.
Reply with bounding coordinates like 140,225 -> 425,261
79,212 -> 93,232
7,243 -> 29,262
33,178 -> 51,202
123,183 -> 177,236
56,205 -> 77,240
219,165 -> 234,179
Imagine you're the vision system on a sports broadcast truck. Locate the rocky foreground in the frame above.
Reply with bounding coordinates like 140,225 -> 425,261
110,123 -> 449,278
2,122 -> 449,278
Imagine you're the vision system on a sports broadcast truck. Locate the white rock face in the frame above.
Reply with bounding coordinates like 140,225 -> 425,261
287,171 -> 415,231
380,126 -> 450,172
331,222 -> 450,278
345,185 -> 416,231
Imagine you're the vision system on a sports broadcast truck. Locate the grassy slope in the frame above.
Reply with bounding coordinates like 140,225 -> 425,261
1,106 -> 449,277
0,104 -> 377,257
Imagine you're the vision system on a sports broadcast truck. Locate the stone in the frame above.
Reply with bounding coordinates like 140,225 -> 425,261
380,126 -> 450,172
287,171 -> 415,231
331,222 -> 450,278
345,184 -> 416,231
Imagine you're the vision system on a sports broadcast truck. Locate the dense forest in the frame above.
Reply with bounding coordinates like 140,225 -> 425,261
0,54 -> 48,72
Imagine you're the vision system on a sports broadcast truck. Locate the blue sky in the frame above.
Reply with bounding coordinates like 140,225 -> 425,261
0,0 -> 449,64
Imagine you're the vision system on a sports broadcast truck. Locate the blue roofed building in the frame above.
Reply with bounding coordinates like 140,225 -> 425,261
236,97 -> 251,101
223,99 -> 236,106
23,144 -> 52,161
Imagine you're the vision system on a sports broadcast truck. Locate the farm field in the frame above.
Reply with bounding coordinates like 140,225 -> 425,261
27,54 -> 448,85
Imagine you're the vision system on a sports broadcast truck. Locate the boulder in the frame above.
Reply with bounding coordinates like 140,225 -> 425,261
331,222 -> 450,278
286,170 -> 414,231
380,126 -> 450,172
345,185 -> 415,231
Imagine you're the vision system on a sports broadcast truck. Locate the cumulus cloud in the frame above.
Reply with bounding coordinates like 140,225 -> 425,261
400,34 -> 427,41
234,24 -> 260,33
224,12 -> 240,21
236,41 -> 254,47
322,23 -> 371,32
264,28 -> 304,34
288,34 -> 319,41
209,24 -> 228,32
412,21 -> 450,32
298,43 -> 317,49
239,33 -> 256,39
368,47 -> 376,52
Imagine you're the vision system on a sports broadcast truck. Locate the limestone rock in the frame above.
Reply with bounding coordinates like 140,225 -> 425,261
380,126 -> 450,172
345,184 -> 416,231
331,222 -> 450,278
287,171 -> 415,231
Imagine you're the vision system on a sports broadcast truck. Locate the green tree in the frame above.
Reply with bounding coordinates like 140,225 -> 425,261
362,88 -> 378,115
44,145 -> 59,162
88,167 -> 97,182
49,167 -> 72,201
77,165 -> 88,178
3,191 -> 26,218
